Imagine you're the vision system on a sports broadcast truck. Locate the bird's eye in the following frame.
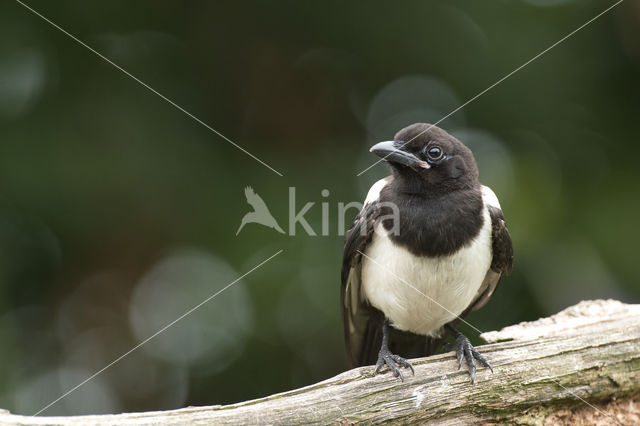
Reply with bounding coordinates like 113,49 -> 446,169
426,146 -> 443,161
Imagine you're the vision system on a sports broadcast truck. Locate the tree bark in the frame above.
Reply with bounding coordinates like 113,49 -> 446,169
2,299 -> 639,425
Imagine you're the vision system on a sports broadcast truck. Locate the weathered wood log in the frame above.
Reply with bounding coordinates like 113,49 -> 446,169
1,299 -> 639,425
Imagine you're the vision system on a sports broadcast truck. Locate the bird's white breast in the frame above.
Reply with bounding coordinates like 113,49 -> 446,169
361,206 -> 493,336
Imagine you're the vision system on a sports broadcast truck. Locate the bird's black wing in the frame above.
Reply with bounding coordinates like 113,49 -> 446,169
341,178 -> 444,367
341,197 -> 382,367
467,189 -> 513,313
488,205 -> 514,274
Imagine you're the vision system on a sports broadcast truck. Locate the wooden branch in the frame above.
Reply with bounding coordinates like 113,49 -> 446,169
2,299 -> 639,425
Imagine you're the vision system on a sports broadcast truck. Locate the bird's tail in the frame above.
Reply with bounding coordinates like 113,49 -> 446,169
272,222 -> 285,234
235,217 -> 248,235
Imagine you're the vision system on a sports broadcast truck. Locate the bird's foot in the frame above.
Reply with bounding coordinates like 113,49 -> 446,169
452,333 -> 493,384
374,347 -> 415,381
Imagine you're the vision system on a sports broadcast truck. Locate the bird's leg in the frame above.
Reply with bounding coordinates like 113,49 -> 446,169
374,319 -> 415,381
446,324 -> 493,384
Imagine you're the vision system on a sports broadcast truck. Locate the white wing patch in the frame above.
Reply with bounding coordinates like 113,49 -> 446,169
364,177 -> 390,206
482,185 -> 501,209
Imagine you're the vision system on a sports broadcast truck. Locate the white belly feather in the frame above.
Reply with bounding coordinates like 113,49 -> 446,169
361,207 -> 493,336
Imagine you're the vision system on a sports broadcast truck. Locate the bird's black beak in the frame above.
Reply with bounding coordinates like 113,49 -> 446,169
369,141 -> 430,171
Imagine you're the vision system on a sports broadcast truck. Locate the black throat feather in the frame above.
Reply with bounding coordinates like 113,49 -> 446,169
379,181 -> 484,258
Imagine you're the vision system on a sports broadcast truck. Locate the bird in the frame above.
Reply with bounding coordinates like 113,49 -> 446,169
341,123 -> 513,382
236,186 -> 285,235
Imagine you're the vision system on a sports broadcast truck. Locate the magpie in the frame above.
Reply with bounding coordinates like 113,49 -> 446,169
341,123 -> 513,382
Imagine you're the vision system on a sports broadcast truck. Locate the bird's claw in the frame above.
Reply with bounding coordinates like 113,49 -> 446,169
374,348 -> 415,381
453,333 -> 492,384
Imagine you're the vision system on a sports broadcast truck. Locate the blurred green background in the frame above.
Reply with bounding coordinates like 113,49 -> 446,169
1,0 -> 639,416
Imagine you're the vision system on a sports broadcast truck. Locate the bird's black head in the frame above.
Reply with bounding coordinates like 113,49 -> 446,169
370,123 -> 479,194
